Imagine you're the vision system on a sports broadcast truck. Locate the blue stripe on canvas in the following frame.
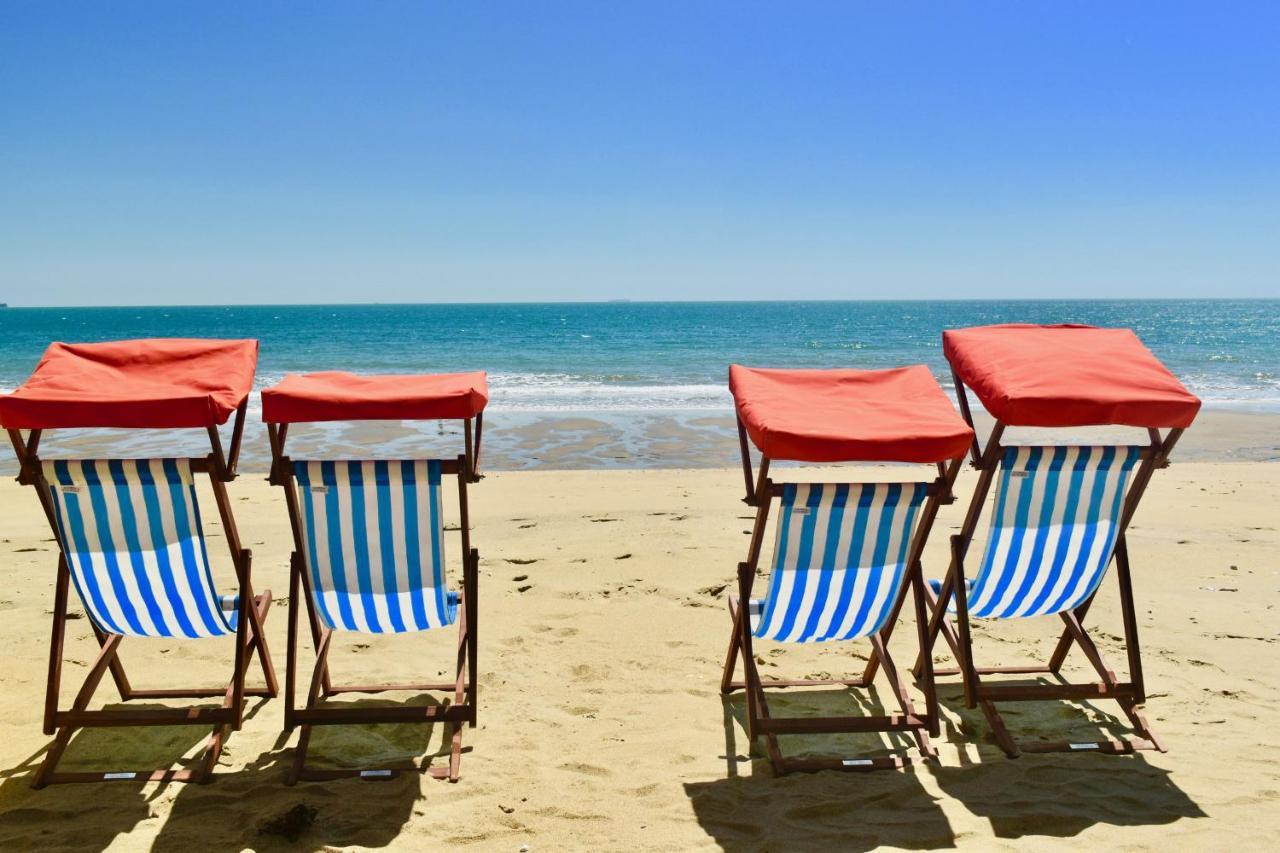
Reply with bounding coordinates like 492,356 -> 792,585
961,445 -> 1140,621
864,483 -> 926,635
107,460 -> 171,636
319,461 -> 358,629
427,461 -> 447,623
346,461 -> 384,634
755,483 -> 796,633
135,461 -> 201,637
817,484 -> 877,641
293,459 -> 455,634
374,461 -> 407,633
43,458 -> 233,639
294,463 -> 338,627
753,481 -> 928,644
795,484 -> 850,642
81,460 -> 147,636
50,460 -> 123,634
774,485 -> 826,640
401,460 -> 429,630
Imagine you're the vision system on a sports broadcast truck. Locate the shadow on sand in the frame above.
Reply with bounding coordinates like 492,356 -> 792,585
0,702 -> 234,850
684,689 -> 957,852
688,681 -> 1206,851
152,692 -> 461,851
927,687 -> 1205,840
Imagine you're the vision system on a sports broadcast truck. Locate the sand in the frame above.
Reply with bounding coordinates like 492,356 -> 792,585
0,460 -> 1277,850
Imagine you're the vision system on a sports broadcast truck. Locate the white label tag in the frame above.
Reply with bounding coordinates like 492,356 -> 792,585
62,485 -> 83,494
360,769 -> 393,778
103,772 -> 137,780
1069,742 -> 1100,751
792,507 -> 810,516
1011,471 -> 1029,478
841,759 -> 873,767
310,486 -> 328,494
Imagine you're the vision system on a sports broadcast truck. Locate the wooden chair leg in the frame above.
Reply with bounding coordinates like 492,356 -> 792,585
242,583 -> 278,697
288,628 -> 332,784
869,633 -> 936,761
44,557 -> 71,736
33,633 -> 124,788
720,596 -> 744,694
913,571 -> 956,678
979,699 -> 1021,758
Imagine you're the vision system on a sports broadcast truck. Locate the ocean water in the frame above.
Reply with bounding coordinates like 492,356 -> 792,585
1,300 -> 1276,468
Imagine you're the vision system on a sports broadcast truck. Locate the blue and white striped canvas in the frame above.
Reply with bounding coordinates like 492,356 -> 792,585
294,460 -> 457,634
43,459 -> 235,639
962,445 -> 1143,619
750,482 -> 928,643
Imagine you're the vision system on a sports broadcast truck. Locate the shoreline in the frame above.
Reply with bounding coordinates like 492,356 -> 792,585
1,408 -> 1276,475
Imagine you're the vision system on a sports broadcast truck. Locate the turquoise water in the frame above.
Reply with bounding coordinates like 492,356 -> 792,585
1,300 -> 1276,469
2,300 -> 1277,411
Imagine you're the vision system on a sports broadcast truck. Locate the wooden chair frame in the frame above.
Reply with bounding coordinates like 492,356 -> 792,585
268,423 -> 479,784
721,421 -> 964,774
913,369 -> 1184,757
8,403 -> 280,787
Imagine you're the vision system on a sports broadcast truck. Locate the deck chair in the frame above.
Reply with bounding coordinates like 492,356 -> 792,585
920,444 -> 1162,754
28,457 -> 276,786
0,338 -> 275,787
921,324 -> 1200,757
721,365 -> 972,775
263,370 -> 487,783
724,481 -> 945,772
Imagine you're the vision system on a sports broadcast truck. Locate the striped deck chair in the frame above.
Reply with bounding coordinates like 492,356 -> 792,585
280,458 -> 478,783
721,480 -> 944,774
920,443 -> 1165,756
33,458 -> 277,787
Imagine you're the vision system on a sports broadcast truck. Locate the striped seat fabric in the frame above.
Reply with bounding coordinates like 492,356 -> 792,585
960,445 -> 1143,619
750,482 -> 928,643
294,460 -> 456,634
43,459 -> 235,639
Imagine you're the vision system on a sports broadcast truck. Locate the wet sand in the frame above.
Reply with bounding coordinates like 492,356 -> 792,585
0,409 -> 1276,478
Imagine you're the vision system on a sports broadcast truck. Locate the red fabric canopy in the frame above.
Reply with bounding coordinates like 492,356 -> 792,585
943,324 -> 1201,429
262,371 -> 488,423
730,364 -> 974,463
0,339 -> 257,429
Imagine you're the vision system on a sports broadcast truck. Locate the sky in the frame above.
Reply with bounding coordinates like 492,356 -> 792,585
1,2 -> 1277,305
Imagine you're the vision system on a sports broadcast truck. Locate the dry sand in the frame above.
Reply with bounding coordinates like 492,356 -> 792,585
0,460 -> 1276,850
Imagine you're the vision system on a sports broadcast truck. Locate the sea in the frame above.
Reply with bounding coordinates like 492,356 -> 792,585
1,300 -> 1277,470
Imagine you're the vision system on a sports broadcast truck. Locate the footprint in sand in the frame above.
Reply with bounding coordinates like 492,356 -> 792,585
559,762 -> 613,777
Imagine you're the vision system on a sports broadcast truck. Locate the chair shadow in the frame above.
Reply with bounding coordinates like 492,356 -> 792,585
928,682 -> 1205,839
684,689 -> 956,852
152,692 -> 459,851
0,700 -> 232,850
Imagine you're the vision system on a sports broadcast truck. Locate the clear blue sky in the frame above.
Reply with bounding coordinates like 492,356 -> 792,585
1,2 -> 1276,305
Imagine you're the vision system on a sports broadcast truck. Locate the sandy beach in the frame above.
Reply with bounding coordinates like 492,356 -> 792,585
0,456 -> 1276,850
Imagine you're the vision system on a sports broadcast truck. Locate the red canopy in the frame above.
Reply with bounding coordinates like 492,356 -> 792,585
943,324 -> 1201,429
262,371 -> 488,423
0,339 -> 257,430
730,364 -> 974,464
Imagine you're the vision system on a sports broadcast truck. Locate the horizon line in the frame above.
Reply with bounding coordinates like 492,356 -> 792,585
3,296 -> 1278,310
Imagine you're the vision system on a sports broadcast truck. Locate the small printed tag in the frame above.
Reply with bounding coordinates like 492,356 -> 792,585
310,486 -> 329,494
61,485 -> 83,494
360,769 -> 393,778
1011,471 -> 1029,478
1068,742 -> 1100,751
792,507 -> 811,516
841,759 -> 873,767
103,772 -> 137,780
